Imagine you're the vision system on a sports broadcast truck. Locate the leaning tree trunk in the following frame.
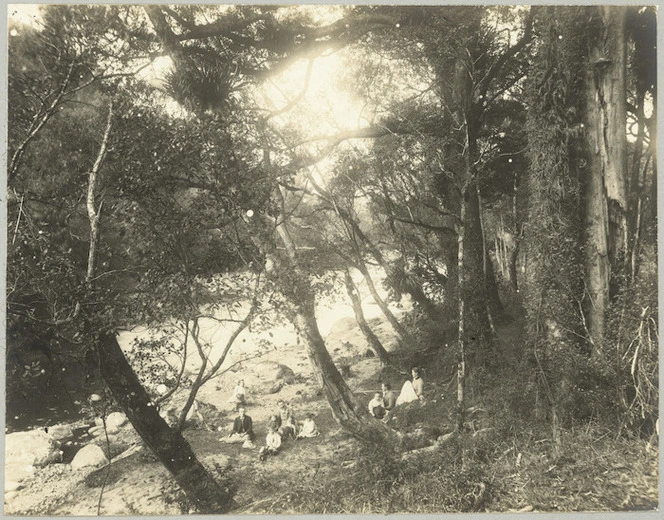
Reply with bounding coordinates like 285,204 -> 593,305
293,299 -> 399,445
81,104 -> 230,513
273,186 -> 400,446
97,333 -> 233,513
344,270 -> 391,364
582,5 -> 628,352
355,261 -> 418,350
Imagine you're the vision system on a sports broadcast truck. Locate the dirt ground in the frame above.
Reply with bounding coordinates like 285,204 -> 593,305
5,293 -> 412,516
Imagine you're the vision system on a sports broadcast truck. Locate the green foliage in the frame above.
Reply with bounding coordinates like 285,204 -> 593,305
125,335 -> 187,392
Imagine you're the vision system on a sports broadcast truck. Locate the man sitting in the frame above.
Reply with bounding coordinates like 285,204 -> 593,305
368,392 -> 386,420
259,426 -> 282,461
222,406 -> 255,448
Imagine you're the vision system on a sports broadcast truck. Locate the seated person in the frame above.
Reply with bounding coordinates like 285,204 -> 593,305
259,427 -> 282,461
382,382 -> 397,411
396,367 -> 425,406
221,406 -> 255,448
268,413 -> 281,432
228,379 -> 247,411
368,392 -> 386,419
296,413 -> 320,439
277,400 -> 297,439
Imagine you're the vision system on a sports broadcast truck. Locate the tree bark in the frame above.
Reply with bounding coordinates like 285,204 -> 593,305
97,333 -> 233,513
355,260 -> 418,350
274,186 -> 399,446
344,270 -> 391,364
462,184 -> 492,344
79,103 -> 230,512
582,5 -> 628,352
455,198 -> 466,432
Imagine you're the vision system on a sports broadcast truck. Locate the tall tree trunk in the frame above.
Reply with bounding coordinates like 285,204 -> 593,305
462,183 -> 493,345
478,186 -> 503,327
344,270 -> 391,364
274,186 -> 399,446
355,260 -> 418,350
583,5 -> 628,352
96,333 -> 233,513
455,199 -> 466,432
79,104 -> 231,512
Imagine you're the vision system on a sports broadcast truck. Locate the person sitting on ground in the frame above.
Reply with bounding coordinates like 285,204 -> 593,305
411,367 -> 424,401
296,413 -> 320,439
259,426 -> 282,461
268,413 -> 281,432
277,400 -> 297,439
382,382 -> 397,411
368,392 -> 386,419
228,379 -> 247,410
396,367 -> 425,406
222,406 -> 255,448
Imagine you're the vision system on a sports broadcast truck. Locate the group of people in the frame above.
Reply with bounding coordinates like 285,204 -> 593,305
368,367 -> 425,420
221,385 -> 320,461
222,368 -> 424,457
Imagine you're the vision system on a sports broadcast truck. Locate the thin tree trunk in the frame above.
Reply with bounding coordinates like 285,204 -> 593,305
355,261 -> 417,350
344,269 -> 391,364
97,333 -> 233,513
176,308 -> 254,431
274,185 -> 399,446
630,156 -> 650,283
463,184 -> 492,342
82,104 -> 230,512
8,63 -> 76,185
346,211 -> 440,321
85,103 -> 113,287
456,199 -> 466,432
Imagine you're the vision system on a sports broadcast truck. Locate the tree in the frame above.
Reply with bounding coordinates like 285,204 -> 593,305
7,6 -> 278,510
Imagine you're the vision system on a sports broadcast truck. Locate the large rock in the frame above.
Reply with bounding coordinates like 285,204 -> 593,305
327,317 -> 357,338
71,444 -> 108,470
46,424 -> 75,442
272,364 -> 295,382
106,412 -> 128,430
6,429 -> 62,467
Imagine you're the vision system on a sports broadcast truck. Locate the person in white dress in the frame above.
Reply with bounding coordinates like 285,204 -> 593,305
296,414 -> 320,439
396,367 -> 425,406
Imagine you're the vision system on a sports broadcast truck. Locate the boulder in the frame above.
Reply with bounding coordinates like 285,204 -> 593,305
267,382 -> 283,394
272,364 -> 295,382
46,424 -> 74,442
71,444 -> 108,470
106,412 -> 128,430
6,429 -> 62,467
328,317 -> 357,337
364,349 -> 375,358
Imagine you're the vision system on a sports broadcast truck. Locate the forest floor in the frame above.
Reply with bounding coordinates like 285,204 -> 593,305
4,302 -> 659,515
